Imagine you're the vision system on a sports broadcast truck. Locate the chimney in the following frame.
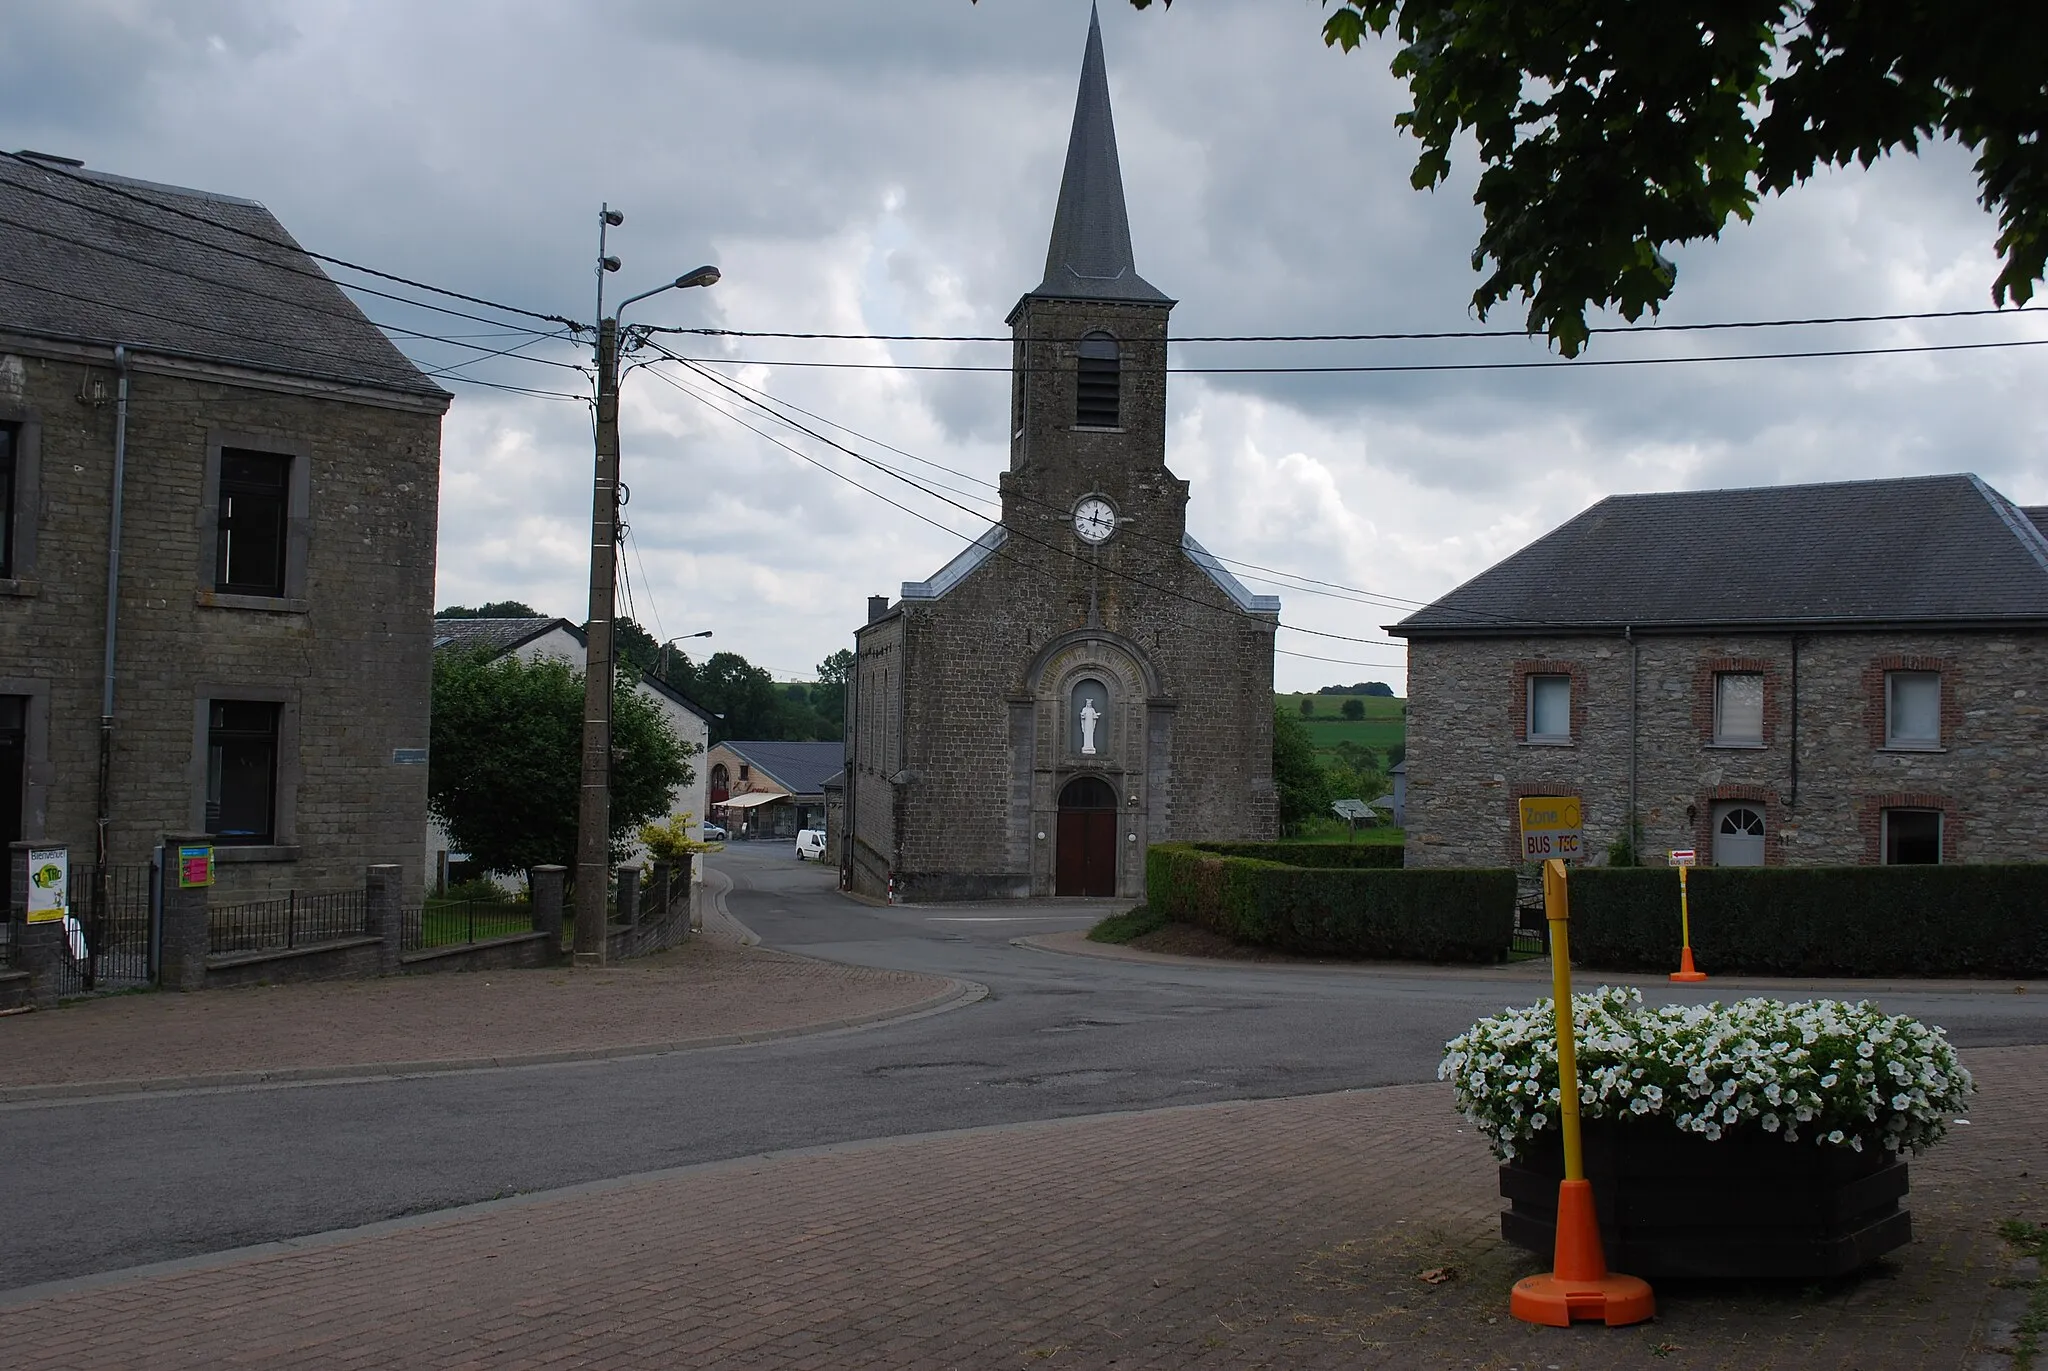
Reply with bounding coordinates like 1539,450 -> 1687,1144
867,595 -> 891,624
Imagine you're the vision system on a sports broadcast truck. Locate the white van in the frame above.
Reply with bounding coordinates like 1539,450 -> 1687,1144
794,829 -> 828,862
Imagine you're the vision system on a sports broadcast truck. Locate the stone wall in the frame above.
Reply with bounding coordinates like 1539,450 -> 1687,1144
1405,629 -> 2048,868
0,340 -> 445,899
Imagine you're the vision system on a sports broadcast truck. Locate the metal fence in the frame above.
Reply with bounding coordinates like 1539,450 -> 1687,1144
5,863 -> 158,996
209,888 -> 369,956
399,896 -> 532,953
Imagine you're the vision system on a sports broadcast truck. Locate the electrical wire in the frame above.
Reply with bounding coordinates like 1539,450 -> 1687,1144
669,334 -> 2048,376
649,348 -> 1413,658
646,364 -> 1408,671
642,351 -> 1551,629
1,149 -> 577,328
661,304 -> 2039,345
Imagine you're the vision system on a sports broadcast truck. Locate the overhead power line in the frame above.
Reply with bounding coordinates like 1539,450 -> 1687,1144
646,364 -> 1407,672
660,304 -> 2039,346
1,149 -> 577,329
647,344 -> 1414,657
668,334 -> 2048,377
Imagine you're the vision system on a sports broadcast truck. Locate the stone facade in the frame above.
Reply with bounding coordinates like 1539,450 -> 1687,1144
1,340 -> 447,899
846,298 -> 1278,902
1404,630 -> 2048,869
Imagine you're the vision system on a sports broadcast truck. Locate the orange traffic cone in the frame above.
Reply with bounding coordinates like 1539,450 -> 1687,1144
1670,944 -> 1708,983
1510,1179 -> 1656,1327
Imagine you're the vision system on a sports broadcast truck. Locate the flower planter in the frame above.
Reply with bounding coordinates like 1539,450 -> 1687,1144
1499,1121 -> 1911,1279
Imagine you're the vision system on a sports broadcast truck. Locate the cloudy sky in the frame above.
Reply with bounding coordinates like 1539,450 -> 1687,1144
10,0 -> 2045,691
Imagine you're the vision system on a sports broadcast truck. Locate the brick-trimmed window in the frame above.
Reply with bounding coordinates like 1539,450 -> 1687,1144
1691,657 -> 1778,746
1862,656 -> 1959,750
1694,784 -> 1781,867
1857,792 -> 1961,865
1513,660 -> 1586,744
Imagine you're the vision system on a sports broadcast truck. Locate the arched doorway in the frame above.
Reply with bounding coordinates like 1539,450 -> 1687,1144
1056,775 -> 1118,896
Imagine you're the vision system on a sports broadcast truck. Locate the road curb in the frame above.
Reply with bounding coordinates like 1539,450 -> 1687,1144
0,976 -> 988,1107
1013,929 -> 2048,996
698,866 -> 760,946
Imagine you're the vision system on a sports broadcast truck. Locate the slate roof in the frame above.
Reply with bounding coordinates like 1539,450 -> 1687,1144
1392,474 -> 2048,636
432,616 -> 719,725
718,741 -> 846,797
1023,6 -> 1170,307
432,617 -> 569,656
0,150 -> 446,399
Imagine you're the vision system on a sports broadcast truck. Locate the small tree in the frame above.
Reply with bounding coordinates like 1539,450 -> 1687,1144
430,651 -> 696,876
1298,696 -> 1315,716
1272,703 -> 1331,835
1341,697 -> 1366,721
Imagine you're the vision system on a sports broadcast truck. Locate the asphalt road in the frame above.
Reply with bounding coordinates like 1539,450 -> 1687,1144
4,841 -> 2043,1292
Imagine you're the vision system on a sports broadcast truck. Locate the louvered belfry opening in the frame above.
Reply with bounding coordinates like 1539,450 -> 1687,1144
1076,332 -> 1120,427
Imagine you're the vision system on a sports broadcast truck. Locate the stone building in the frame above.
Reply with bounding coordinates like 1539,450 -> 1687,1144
1,151 -> 448,896
1392,474 -> 2048,868
844,12 -> 1280,901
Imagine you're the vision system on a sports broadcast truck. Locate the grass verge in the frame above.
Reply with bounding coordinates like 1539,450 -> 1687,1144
1087,906 -> 1170,944
2000,1219 -> 2047,1369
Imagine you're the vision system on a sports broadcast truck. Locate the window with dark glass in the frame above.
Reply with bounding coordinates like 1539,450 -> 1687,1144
207,700 -> 280,844
1883,809 -> 1941,865
215,450 -> 291,596
0,423 -> 16,579
1076,332 -> 1120,428
1,695 -> 25,846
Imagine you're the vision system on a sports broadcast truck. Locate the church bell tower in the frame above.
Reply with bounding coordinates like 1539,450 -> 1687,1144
1001,5 -> 1184,552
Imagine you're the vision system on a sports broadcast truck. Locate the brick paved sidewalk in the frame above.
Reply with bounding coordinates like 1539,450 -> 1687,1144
3,1046 -> 2037,1369
0,938 -> 960,1097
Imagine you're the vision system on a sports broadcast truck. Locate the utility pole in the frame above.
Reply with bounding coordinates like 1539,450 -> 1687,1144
570,203 -> 718,967
573,313 -> 622,966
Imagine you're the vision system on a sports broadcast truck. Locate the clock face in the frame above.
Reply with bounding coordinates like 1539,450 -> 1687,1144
1073,496 -> 1117,544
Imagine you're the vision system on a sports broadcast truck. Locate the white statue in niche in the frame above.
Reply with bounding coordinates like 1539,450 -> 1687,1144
1079,698 -> 1101,755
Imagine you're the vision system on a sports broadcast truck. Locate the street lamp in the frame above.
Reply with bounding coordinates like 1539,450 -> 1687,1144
658,630 -> 714,681
573,209 -> 720,968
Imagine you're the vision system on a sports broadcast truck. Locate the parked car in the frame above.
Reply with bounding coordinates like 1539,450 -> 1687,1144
794,829 -> 827,862
701,821 -> 727,841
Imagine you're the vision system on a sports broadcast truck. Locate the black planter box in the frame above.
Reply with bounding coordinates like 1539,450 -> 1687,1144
1499,1121 -> 1911,1279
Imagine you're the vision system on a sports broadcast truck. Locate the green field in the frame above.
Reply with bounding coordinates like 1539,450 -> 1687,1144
1275,692 -> 1406,764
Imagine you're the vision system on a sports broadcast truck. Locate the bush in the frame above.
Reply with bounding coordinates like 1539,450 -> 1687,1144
1195,841 -> 1405,870
1147,843 -> 1513,962
1088,906 -> 1171,944
1570,865 -> 2048,978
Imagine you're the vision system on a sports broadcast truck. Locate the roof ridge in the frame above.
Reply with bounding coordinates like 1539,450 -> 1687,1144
1968,474 -> 2048,579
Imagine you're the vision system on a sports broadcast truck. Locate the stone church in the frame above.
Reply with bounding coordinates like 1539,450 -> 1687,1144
844,10 -> 1279,901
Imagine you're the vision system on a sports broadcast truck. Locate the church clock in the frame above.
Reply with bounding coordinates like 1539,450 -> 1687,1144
1072,496 -> 1117,544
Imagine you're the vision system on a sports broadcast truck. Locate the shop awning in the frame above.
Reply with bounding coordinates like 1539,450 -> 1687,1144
716,791 -> 791,810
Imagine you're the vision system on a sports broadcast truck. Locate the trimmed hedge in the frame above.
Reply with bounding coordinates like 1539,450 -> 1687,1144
1193,841 -> 1405,870
1570,865 -> 2048,978
1148,843 -> 1513,963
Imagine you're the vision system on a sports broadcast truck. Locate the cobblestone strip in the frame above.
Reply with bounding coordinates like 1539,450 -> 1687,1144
2,1046 -> 2038,1369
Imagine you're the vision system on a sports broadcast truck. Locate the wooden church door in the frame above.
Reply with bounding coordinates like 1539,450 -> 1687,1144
1056,776 -> 1118,896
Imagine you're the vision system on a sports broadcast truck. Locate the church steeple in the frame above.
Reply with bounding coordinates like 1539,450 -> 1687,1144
1027,4 -> 1169,305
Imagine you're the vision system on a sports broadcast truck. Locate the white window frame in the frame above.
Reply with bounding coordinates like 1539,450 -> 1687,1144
1712,671 -> 1765,747
1884,670 -> 1942,750
1526,673 -> 1572,744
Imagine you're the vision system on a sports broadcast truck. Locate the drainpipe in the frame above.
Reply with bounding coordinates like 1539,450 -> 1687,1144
1626,625 -> 1638,862
90,346 -> 131,986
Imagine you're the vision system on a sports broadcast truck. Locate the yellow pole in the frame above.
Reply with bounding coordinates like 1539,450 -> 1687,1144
1543,857 -> 1583,1183
1678,864 -> 1692,951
